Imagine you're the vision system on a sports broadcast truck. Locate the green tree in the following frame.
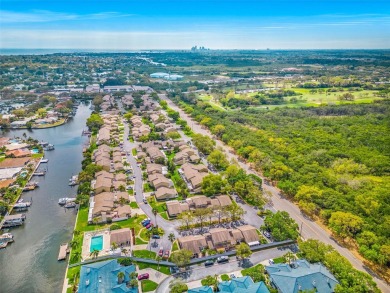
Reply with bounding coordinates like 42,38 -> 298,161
86,113 -> 104,132
170,249 -> 193,268
201,275 -> 218,290
192,134 -> 215,155
329,211 -> 363,239
117,271 -> 125,284
225,204 -> 244,222
169,279 -> 188,293
168,233 -> 175,243
202,174 -> 228,196
263,211 -> 299,241
236,242 -> 252,260
298,239 -> 332,263
178,211 -> 194,230
212,124 -> 225,137
208,149 -> 229,171
193,208 -> 211,230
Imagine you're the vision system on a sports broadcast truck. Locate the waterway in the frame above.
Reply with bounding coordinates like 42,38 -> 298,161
0,102 -> 92,293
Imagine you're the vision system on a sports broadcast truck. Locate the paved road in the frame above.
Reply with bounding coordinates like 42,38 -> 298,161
158,94 -> 389,292
122,122 -> 180,254
156,246 -> 292,293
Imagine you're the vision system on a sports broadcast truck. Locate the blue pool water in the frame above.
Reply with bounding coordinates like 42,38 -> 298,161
90,235 -> 103,252
31,149 -> 39,154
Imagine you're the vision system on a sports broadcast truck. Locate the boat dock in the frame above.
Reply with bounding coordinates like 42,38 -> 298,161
58,243 -> 69,261
2,214 -> 26,228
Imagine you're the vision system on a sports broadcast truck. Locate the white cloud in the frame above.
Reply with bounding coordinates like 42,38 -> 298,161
0,10 -> 134,23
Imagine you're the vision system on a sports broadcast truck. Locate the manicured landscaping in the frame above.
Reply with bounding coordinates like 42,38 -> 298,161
141,279 -> 158,292
133,249 -> 157,259
241,264 -> 266,283
143,183 -> 154,192
135,237 -> 148,245
220,274 -> 230,281
132,148 -> 137,156
66,266 -> 81,285
172,241 -> 179,252
273,256 -> 285,264
137,262 -> 171,275
130,201 -> 139,208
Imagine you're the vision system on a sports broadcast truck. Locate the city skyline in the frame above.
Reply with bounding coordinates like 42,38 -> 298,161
1,0 -> 390,49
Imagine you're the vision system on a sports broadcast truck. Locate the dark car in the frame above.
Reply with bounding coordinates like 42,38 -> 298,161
158,248 -> 164,257
137,273 -> 149,280
152,234 -> 160,239
142,220 -> 151,227
204,260 -> 215,267
143,199 -> 148,204
263,231 -> 271,239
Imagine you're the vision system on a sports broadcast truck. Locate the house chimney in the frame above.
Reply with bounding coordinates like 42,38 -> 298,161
312,280 -> 317,287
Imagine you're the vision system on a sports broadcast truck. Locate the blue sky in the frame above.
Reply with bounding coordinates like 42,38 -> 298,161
1,0 -> 389,49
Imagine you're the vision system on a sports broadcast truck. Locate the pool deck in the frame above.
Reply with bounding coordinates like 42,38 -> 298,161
81,229 -> 111,260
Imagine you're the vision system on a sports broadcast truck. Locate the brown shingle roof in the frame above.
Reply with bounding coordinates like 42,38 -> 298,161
110,228 -> 131,245
209,228 -> 233,245
0,157 -> 30,169
237,225 -> 259,243
216,195 -> 232,207
178,235 -> 207,254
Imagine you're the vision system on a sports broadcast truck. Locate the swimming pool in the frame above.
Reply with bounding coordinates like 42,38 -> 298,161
31,149 -> 39,154
90,235 -> 103,252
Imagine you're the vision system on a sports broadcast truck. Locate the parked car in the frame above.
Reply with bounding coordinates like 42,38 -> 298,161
137,273 -> 149,280
158,248 -> 164,257
230,274 -> 236,278
126,185 -> 133,190
269,259 -> 274,265
141,218 -> 150,225
263,231 -> 271,238
217,256 -> 229,263
204,260 -> 215,267
164,250 -> 170,258
143,198 -> 148,204
142,220 -> 151,227
145,223 -> 153,229
152,234 -> 160,239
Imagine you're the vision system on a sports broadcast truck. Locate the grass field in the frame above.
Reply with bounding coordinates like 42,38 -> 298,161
141,280 -> 158,292
133,249 -> 156,259
137,262 -> 171,275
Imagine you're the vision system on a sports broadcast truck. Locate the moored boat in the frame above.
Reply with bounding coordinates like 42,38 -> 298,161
64,202 -> 76,208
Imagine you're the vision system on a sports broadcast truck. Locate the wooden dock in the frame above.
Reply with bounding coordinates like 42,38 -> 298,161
58,243 -> 69,261
58,243 -> 69,260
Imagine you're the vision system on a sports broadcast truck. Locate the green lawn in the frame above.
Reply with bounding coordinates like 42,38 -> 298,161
159,211 -> 169,220
130,201 -> 139,208
132,148 -> 137,156
135,237 -> 148,245
137,262 -> 171,275
143,183 -> 154,193
139,228 -> 150,242
67,266 -> 81,285
141,279 -> 158,292
132,249 -> 156,259
148,197 -> 166,213
273,256 -> 285,264
172,241 -> 179,252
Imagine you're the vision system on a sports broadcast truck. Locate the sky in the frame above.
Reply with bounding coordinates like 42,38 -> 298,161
0,0 -> 390,50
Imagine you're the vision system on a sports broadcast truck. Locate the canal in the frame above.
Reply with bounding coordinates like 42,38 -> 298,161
0,102 -> 91,293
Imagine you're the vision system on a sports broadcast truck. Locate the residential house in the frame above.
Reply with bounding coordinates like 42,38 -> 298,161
218,276 -> 270,293
265,259 -> 339,293
110,228 -> 132,247
155,187 -> 177,201
78,260 -> 137,293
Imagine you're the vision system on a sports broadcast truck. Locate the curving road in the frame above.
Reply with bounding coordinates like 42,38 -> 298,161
158,93 -> 389,292
122,121 -> 180,254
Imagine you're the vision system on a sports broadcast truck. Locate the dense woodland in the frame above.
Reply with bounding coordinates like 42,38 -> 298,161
176,96 -> 390,268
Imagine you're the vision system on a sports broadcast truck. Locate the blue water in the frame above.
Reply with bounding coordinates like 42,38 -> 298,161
90,236 -> 103,252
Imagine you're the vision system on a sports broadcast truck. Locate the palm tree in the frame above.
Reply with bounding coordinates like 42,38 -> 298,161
145,229 -> 153,251
129,279 -> 138,288
71,251 -> 81,263
121,248 -> 128,256
156,256 -> 162,271
69,239 -> 79,250
168,233 -> 175,244
284,251 -> 296,265
111,242 -> 119,251
73,230 -> 81,237
90,249 -> 100,259
152,208 -> 158,228
130,271 -> 138,280
117,271 -> 125,284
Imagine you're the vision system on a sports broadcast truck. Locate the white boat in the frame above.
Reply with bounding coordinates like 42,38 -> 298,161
14,202 -> 32,209
44,144 -> 55,151
0,233 -> 14,242
64,202 -> 76,208
58,197 -> 76,205
41,159 -> 49,163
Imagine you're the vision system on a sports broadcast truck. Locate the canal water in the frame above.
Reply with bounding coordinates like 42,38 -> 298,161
0,103 -> 91,293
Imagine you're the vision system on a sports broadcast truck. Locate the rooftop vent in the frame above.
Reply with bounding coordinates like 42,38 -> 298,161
312,280 -> 317,287
86,280 -> 90,286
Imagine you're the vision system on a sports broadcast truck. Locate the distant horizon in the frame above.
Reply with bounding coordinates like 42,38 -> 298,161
1,0 -> 389,50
